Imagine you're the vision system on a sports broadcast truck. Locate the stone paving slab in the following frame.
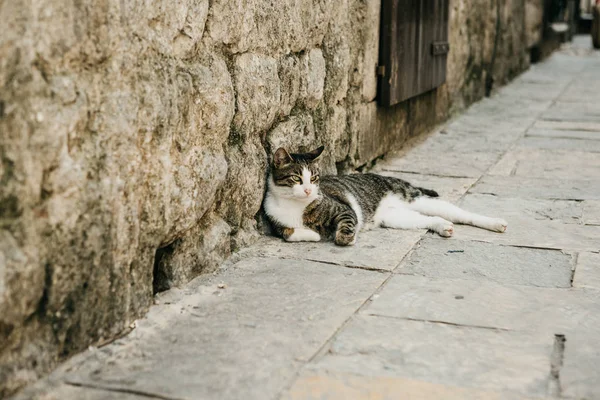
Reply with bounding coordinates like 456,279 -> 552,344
459,193 -> 583,225
560,332 -> 600,399
469,176 -> 600,200
284,373 -> 548,400
397,237 -> 574,288
243,230 -> 422,272
520,136 -> 600,152
12,383 -> 146,400
55,257 -> 386,400
380,150 -> 501,178
451,218 -> 600,252
305,316 -> 554,397
362,275 -> 600,334
582,200 -> 600,225
488,149 -> 600,179
533,120 -> 600,132
526,127 -> 600,140
572,252 -> 600,290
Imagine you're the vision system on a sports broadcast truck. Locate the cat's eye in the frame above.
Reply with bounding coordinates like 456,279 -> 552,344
291,176 -> 302,184
310,176 -> 319,183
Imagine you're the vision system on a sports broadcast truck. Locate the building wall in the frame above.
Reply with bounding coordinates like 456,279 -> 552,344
0,0 -> 537,395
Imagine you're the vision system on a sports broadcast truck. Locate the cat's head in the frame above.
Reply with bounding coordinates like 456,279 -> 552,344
269,146 -> 324,201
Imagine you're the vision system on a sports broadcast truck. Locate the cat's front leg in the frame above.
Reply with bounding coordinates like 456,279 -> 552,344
334,210 -> 359,246
284,227 -> 321,242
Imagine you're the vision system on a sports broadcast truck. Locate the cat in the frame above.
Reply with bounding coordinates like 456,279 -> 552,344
263,146 -> 507,246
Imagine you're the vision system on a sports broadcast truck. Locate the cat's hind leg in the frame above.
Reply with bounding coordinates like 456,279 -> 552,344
379,207 -> 454,237
408,197 -> 507,233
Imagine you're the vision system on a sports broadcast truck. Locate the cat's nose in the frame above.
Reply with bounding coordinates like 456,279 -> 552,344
304,188 -> 312,196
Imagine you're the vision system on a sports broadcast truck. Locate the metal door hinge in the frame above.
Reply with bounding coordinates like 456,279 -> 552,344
431,41 -> 450,56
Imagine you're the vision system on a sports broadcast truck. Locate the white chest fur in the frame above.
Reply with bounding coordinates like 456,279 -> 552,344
264,192 -> 308,228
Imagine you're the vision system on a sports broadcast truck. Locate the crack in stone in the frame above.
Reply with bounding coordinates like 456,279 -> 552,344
364,313 -> 512,332
64,380 -> 187,400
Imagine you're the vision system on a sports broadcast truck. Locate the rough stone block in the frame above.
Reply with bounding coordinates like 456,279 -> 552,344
399,237 -> 574,288
299,49 -> 326,109
233,53 -> 281,136
309,316 -> 554,397
361,0 -> 381,101
278,55 -> 302,117
268,114 -> 317,153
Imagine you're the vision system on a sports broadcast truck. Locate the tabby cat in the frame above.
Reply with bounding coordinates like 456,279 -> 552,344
264,146 -> 507,246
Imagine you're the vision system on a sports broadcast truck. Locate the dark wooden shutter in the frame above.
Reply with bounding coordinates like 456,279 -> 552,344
378,0 -> 450,107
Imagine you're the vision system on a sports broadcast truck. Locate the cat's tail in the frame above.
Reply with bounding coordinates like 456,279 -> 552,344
417,187 -> 439,197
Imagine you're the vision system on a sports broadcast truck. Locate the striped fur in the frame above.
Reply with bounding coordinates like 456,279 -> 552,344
264,147 -> 442,246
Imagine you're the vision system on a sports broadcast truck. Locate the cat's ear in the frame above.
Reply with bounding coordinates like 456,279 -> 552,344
273,148 -> 293,169
305,145 -> 324,162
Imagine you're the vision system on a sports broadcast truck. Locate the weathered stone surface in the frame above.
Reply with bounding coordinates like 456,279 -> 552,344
526,127 -> 600,140
520,136 -> 600,153
310,316 -> 553,397
244,230 -> 423,272
453,194 -> 599,251
560,332 -> 600,399
583,200 -> 600,225
127,0 -> 210,57
299,49 -> 326,109
533,120 -> 600,132
55,257 -> 386,400
360,0 -> 381,101
278,55 -> 302,117
380,150 -> 500,178
322,0 -> 350,105
268,114 -> 317,153
453,220 -> 600,252
206,0 -> 335,55
489,149 -> 600,179
12,382 -> 145,400
285,373 -> 543,400
459,193 -> 583,224
572,252 -> 600,290
363,275 -> 600,334
470,176 -> 600,200
233,53 -> 281,136
153,214 -> 232,292
399,237 -> 574,288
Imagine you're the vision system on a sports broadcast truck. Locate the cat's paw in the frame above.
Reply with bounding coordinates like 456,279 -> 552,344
335,231 -> 356,246
432,218 -> 454,238
287,228 -> 321,242
490,218 -> 508,233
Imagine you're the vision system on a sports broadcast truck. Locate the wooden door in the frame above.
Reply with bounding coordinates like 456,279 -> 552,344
378,0 -> 450,107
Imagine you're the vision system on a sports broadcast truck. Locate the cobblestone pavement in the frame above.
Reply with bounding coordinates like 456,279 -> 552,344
13,37 -> 600,400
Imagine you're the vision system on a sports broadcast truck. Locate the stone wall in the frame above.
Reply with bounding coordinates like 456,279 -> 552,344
1,0 -> 537,395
